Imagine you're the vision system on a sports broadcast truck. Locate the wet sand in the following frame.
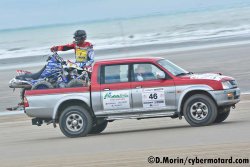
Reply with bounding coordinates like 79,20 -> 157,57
0,94 -> 249,167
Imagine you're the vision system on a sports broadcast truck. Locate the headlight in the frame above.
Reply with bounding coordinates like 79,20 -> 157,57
221,81 -> 233,89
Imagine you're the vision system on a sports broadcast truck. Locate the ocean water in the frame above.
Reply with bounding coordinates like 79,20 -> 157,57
1,4 -> 250,60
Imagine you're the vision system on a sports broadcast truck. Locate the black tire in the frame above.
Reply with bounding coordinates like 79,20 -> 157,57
67,79 -> 87,87
89,121 -> 108,134
183,94 -> 217,126
214,110 -> 230,123
31,80 -> 53,90
59,105 -> 93,138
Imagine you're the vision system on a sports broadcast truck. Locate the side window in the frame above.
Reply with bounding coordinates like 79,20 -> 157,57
133,63 -> 164,81
104,64 -> 129,84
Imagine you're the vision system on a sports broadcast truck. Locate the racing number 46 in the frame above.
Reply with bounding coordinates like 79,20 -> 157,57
149,93 -> 158,99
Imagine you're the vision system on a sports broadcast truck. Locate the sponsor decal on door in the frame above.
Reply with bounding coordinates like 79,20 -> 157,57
102,90 -> 130,110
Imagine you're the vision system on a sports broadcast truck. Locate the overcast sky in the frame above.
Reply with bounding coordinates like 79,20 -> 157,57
0,0 -> 249,30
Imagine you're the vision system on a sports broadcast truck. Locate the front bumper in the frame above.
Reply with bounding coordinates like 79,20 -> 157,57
209,88 -> 240,106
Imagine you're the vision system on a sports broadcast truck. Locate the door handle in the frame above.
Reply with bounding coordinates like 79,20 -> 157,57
103,88 -> 110,91
135,86 -> 142,89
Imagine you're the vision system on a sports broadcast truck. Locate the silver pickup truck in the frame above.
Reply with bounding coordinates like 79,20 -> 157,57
24,57 -> 240,138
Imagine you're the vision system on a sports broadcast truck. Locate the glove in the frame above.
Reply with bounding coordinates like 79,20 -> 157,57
50,46 -> 58,52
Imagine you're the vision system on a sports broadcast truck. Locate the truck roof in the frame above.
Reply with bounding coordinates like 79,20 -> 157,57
95,57 -> 164,65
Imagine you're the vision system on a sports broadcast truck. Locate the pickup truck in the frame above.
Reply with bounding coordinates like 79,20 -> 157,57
24,57 -> 240,138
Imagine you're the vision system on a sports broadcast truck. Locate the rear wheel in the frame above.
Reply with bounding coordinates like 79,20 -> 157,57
31,80 -> 53,90
89,121 -> 108,134
59,106 -> 93,138
183,94 -> 217,126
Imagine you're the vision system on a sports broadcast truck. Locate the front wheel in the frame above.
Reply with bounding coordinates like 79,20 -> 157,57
214,109 -> 230,123
183,94 -> 217,126
59,106 -> 93,138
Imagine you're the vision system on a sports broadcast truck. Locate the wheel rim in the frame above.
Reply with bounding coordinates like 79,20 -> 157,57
66,113 -> 84,132
190,102 -> 209,121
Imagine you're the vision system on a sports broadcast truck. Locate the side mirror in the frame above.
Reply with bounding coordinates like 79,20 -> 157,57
156,71 -> 165,79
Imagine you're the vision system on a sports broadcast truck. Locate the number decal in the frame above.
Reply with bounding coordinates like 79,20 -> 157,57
149,93 -> 158,99
142,88 -> 165,108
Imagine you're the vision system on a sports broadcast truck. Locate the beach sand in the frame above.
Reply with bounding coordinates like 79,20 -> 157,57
0,94 -> 249,167
0,43 -> 250,111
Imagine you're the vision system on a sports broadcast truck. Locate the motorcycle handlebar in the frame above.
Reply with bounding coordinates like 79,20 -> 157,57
46,52 -> 64,63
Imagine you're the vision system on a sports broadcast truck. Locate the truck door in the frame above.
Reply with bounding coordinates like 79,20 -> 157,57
131,63 -> 176,113
98,64 -> 133,115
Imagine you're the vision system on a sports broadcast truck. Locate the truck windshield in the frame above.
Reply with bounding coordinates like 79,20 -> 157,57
158,59 -> 189,76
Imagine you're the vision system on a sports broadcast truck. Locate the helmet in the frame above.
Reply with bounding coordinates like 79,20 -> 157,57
74,30 -> 87,43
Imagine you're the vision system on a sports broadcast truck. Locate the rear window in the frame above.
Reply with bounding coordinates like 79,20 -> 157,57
103,64 -> 129,84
